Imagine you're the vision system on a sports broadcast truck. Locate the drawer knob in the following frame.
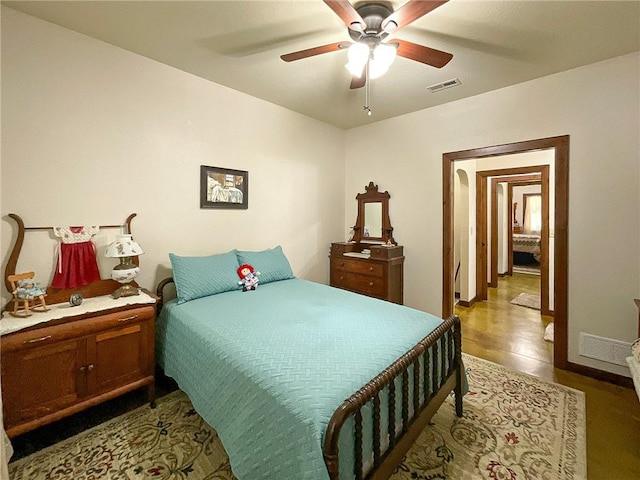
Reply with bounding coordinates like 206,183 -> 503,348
87,364 -> 94,371
368,267 -> 373,271
339,276 -> 344,281
339,262 -> 344,267
369,282 -> 374,287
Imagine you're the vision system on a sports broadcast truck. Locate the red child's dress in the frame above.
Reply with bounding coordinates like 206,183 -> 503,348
51,226 -> 101,289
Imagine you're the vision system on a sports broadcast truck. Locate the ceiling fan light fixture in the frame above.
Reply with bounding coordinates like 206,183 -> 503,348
374,43 -> 397,66
345,42 -> 370,77
369,43 -> 397,79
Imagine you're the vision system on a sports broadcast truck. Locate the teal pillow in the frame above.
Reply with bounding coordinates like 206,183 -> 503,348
169,250 -> 239,304
235,246 -> 295,285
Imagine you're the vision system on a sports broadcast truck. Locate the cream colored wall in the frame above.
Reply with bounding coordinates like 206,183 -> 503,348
0,8 -> 12,467
453,159 -> 476,304
345,52 -> 640,376
497,183 -> 507,275
0,7 -> 345,307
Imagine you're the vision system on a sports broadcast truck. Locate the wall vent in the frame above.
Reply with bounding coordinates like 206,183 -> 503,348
427,78 -> 462,93
579,333 -> 631,366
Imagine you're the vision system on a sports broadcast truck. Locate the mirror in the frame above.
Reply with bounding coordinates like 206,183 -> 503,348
351,182 -> 396,245
364,203 -> 382,238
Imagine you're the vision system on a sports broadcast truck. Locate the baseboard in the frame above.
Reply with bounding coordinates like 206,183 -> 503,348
566,361 -> 634,389
457,296 -> 478,308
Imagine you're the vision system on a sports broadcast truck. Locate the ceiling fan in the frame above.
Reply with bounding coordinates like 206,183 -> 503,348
280,0 -> 453,89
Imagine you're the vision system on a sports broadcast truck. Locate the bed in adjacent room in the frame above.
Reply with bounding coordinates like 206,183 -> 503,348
155,247 -> 463,480
513,233 -> 541,264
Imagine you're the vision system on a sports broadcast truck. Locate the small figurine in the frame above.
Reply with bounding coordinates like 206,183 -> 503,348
69,292 -> 84,307
237,264 -> 260,292
8,272 -> 50,318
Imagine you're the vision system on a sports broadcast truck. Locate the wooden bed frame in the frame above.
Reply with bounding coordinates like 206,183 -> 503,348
156,278 -> 463,480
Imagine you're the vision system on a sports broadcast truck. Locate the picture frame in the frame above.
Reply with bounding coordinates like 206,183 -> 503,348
200,165 -> 248,209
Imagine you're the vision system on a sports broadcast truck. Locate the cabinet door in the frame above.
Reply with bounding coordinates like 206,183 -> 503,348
1,338 -> 85,429
89,321 -> 153,394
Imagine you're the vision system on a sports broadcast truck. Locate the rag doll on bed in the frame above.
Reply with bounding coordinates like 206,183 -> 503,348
237,264 -> 260,292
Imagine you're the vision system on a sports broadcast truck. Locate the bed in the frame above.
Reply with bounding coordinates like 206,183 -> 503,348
155,248 -> 463,480
513,233 -> 541,264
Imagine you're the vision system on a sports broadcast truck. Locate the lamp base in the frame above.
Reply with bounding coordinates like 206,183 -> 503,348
111,283 -> 140,299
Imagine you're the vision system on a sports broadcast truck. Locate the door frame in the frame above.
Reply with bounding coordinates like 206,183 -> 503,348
480,167 -> 551,316
443,135 -> 569,368
506,178 -> 543,276
477,167 -> 548,304
490,174 -> 541,282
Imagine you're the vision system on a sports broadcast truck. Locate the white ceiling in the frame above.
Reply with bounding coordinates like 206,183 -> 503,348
3,0 -> 639,129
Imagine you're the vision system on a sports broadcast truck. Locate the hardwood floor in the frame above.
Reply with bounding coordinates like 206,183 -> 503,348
456,272 -> 640,480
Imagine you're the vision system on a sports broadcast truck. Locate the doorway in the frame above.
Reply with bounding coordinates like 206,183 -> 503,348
442,136 -> 569,369
478,166 -> 551,316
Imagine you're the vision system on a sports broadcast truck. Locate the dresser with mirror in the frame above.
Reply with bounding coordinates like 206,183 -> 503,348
330,182 -> 404,304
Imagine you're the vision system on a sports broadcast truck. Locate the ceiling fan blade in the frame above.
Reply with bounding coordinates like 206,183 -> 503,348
280,41 -> 348,62
350,74 -> 366,89
324,0 -> 366,32
381,0 -> 449,34
392,39 -> 453,68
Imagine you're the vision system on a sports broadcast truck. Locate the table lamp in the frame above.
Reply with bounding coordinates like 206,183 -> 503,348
105,234 -> 144,298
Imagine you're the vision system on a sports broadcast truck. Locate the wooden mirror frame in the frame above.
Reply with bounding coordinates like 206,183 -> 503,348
351,182 -> 396,245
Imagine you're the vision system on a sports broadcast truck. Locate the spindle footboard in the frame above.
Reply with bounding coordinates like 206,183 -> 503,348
323,315 -> 463,479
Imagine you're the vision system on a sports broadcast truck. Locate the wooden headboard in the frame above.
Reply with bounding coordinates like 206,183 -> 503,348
155,277 -> 176,311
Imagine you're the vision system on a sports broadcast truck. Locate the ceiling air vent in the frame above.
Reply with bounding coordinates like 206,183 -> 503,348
427,78 -> 462,93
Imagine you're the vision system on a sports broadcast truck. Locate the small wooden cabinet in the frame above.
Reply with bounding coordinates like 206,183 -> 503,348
330,242 -> 404,304
1,302 -> 156,438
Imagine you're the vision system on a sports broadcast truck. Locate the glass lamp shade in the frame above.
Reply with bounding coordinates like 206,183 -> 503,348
105,234 -> 144,258
369,43 -> 397,79
105,234 -> 144,298
345,42 -> 397,80
345,42 -> 370,77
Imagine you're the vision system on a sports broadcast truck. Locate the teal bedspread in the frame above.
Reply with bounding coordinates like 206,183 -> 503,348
156,279 -> 445,480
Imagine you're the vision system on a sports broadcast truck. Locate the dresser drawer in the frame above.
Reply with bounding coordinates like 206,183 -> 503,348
329,242 -> 404,304
331,243 -> 355,255
1,306 -> 155,354
333,272 -> 385,297
332,258 -> 384,277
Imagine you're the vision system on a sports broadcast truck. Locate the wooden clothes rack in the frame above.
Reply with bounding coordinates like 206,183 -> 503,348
3,213 -> 139,311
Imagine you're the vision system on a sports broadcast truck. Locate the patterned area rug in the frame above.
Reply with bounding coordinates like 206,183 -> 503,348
8,354 -> 586,480
392,355 -> 585,480
511,292 -> 541,310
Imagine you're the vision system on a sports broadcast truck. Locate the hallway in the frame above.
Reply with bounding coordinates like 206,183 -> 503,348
456,272 -> 552,378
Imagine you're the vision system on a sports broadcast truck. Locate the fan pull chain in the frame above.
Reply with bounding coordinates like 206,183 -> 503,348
363,61 -> 372,116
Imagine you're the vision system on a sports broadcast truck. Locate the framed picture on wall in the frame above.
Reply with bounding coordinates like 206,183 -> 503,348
200,165 -> 248,209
